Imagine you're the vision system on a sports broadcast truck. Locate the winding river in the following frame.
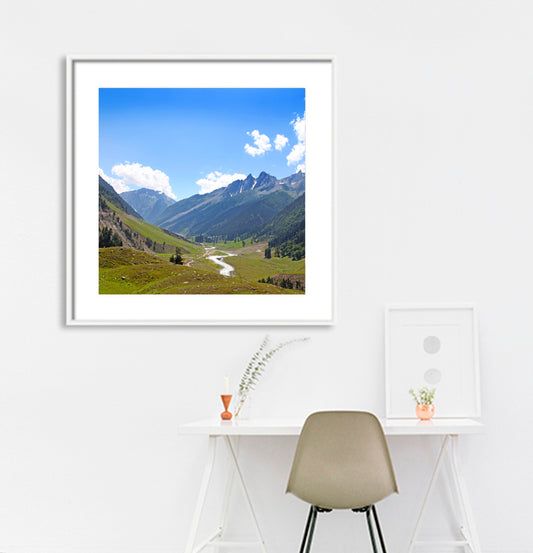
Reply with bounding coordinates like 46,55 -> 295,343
205,247 -> 236,277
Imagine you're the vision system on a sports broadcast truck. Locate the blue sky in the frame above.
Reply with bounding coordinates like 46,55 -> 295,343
99,88 -> 305,200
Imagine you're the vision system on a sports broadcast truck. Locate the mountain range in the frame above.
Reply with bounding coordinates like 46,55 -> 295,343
121,188 -> 176,224
100,170 -> 305,258
154,171 -> 305,240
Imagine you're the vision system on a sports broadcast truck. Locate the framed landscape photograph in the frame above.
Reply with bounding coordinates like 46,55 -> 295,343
67,56 -> 334,325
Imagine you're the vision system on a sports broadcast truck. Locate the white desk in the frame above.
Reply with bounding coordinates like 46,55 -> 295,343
179,417 -> 484,553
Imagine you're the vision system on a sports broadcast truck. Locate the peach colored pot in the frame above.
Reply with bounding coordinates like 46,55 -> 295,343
416,404 -> 435,421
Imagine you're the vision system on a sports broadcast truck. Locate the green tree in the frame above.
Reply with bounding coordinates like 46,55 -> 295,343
170,246 -> 184,265
99,226 -> 122,248
111,232 -> 122,247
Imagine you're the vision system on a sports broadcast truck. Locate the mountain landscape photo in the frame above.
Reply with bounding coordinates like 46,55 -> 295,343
98,88 -> 306,295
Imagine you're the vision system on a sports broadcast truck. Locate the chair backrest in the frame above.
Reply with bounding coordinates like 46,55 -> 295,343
286,411 -> 398,510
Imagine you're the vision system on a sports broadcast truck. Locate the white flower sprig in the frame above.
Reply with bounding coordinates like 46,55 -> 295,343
235,335 -> 309,417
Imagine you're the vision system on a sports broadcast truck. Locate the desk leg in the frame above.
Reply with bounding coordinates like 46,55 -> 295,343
448,435 -> 482,553
214,436 -> 239,553
185,436 -> 218,553
407,434 -> 481,553
223,436 -> 268,553
407,435 -> 449,553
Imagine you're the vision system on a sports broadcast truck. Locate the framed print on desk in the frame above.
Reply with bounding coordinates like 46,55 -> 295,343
66,56 -> 334,325
385,304 -> 481,418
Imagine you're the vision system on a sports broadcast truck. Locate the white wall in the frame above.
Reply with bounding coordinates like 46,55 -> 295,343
1,1 -> 533,552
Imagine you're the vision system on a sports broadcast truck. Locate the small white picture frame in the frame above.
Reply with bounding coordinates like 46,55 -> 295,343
385,304 -> 480,419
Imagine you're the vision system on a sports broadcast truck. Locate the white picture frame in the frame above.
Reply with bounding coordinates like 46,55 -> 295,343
385,304 -> 480,419
66,56 -> 334,325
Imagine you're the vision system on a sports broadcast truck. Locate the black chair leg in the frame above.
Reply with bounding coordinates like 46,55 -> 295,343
304,506 -> 318,553
300,505 -> 387,553
365,508 -> 378,553
371,505 -> 388,553
299,506 -> 314,553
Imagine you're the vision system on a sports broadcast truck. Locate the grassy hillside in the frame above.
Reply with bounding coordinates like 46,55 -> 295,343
99,247 -> 302,295
99,176 -> 143,219
122,216 -> 200,255
255,193 -> 305,260
99,174 -> 198,257
99,247 -> 167,268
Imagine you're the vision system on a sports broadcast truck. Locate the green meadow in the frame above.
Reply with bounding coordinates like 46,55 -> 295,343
99,247 -> 302,295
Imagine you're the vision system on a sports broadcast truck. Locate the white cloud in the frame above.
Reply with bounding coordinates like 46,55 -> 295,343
99,168 -> 131,194
196,171 -> 247,195
286,142 -> 306,165
110,162 -> 177,200
296,163 -> 306,173
274,134 -> 289,151
244,130 -> 272,156
292,113 -> 306,143
286,112 -> 306,168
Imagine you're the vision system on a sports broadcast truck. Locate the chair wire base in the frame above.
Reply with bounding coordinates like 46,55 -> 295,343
298,504 -> 388,553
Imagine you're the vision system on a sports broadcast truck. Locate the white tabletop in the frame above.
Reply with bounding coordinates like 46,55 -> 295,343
178,417 -> 484,436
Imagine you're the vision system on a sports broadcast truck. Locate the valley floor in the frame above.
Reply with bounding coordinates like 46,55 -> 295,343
99,242 -> 305,295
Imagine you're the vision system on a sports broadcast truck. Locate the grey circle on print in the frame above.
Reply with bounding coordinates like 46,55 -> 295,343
423,335 -> 441,354
424,368 -> 442,385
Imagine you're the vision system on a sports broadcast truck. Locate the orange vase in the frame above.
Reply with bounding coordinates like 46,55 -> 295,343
416,404 -> 435,421
220,394 -> 233,420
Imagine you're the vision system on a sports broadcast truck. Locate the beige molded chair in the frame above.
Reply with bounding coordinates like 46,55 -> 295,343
286,411 -> 398,553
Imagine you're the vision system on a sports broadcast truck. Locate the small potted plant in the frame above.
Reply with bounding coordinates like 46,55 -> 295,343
409,386 -> 436,420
